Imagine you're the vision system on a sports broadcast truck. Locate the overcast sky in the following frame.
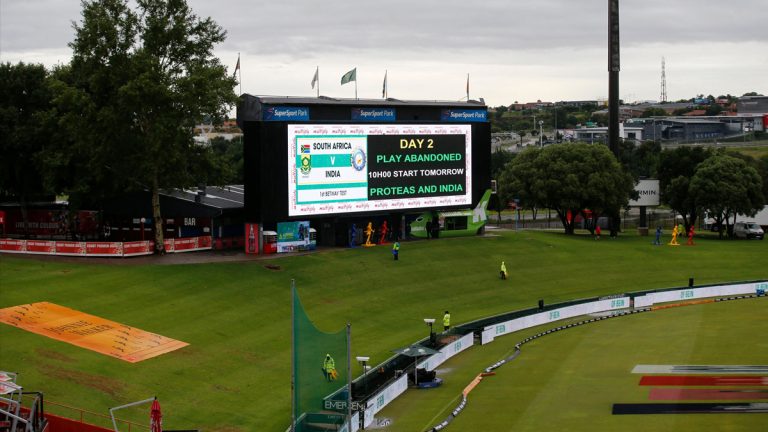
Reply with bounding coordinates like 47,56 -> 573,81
1,0 -> 766,107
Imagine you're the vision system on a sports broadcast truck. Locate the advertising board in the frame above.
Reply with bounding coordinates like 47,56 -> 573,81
440,109 -> 487,122
629,179 -> 660,207
85,242 -> 123,257
264,106 -> 309,121
351,108 -> 396,122
123,241 -> 153,256
287,124 -> 472,216
277,221 -> 311,252
25,240 -> 56,254
55,241 -> 86,256
0,239 -> 25,253
245,223 -> 259,254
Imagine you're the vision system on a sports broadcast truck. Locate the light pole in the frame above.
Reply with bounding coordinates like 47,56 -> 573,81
424,318 -> 435,343
554,106 -> 557,143
539,120 -> 544,147
356,356 -> 370,396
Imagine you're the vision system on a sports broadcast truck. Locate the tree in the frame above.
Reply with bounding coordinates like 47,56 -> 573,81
759,155 -> 768,200
499,143 -> 635,234
489,148 -> 515,221
658,147 -> 712,230
57,0 -> 237,252
209,136 -> 243,184
0,62 -> 56,237
690,154 -> 764,238
705,104 -> 723,116
641,107 -> 667,117
725,151 -> 768,207
617,140 -> 660,179
591,112 -> 608,126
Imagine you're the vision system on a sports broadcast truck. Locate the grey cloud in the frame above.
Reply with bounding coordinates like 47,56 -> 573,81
2,1 -> 766,58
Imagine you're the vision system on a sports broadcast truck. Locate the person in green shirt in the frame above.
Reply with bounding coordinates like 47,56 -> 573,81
443,311 -> 451,331
500,261 -> 507,280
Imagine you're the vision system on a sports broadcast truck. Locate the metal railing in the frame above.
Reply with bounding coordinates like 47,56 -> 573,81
41,398 -> 149,432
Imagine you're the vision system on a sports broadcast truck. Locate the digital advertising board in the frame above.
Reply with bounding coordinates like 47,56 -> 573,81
277,221 -> 311,252
287,124 -> 472,217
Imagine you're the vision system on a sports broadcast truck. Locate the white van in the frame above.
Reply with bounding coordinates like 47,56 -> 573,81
733,221 -> 764,240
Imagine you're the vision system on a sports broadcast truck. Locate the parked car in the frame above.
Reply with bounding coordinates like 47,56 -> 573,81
733,221 -> 764,240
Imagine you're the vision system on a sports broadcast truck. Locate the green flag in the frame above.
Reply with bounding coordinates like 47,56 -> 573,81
340,68 -> 356,85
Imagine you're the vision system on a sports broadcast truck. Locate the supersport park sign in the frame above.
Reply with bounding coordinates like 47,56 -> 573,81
287,124 -> 473,216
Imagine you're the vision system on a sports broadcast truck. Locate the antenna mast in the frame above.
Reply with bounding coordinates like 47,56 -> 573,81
660,57 -> 667,102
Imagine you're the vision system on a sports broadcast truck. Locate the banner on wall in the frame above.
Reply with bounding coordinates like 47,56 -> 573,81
25,240 -> 56,254
0,239 -> 25,253
0,237 -> 211,257
123,241 -> 153,256
277,221 -> 311,253
85,242 -> 123,257
55,241 -> 86,256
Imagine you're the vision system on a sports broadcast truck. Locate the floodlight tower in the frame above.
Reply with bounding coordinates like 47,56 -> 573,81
660,57 -> 667,103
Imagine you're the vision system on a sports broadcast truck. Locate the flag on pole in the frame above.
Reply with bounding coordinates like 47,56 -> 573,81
382,70 -> 388,99
466,73 -> 470,100
341,68 -> 356,85
233,55 -> 240,79
311,67 -> 319,89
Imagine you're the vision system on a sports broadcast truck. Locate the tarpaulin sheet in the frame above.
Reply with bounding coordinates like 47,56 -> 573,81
0,302 -> 188,363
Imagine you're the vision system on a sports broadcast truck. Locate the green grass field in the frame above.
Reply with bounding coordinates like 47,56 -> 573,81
376,298 -> 768,431
0,230 -> 766,431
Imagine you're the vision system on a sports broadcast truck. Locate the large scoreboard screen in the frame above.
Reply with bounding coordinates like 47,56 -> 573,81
287,124 -> 472,216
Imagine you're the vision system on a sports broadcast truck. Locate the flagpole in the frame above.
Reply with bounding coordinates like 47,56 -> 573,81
290,279 -> 296,432
355,77 -> 358,100
346,322 -> 352,432
238,52 -> 242,96
317,66 -> 320,97
383,70 -> 387,99
466,73 -> 469,101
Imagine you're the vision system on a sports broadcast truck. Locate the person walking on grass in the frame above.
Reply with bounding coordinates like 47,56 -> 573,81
392,241 -> 400,260
500,261 -> 507,280
443,311 -> 451,331
595,224 -> 601,240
